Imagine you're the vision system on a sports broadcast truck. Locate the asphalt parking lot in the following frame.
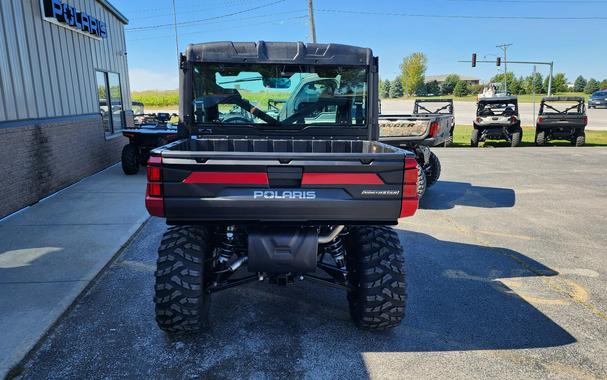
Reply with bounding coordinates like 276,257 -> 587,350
15,148 -> 607,379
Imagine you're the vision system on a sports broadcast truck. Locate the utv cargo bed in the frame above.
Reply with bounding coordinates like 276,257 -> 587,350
148,138 -> 416,225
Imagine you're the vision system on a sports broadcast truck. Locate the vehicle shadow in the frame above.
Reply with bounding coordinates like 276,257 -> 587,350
420,181 -> 516,210
16,219 -> 577,379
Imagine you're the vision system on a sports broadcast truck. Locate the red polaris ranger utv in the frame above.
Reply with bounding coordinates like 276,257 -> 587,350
145,41 -> 419,333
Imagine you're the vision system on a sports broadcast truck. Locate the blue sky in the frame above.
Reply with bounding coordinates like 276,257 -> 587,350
112,0 -> 607,91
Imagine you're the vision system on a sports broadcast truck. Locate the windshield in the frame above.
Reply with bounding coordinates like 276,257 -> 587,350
477,101 -> 518,116
593,91 -> 607,98
191,64 -> 368,127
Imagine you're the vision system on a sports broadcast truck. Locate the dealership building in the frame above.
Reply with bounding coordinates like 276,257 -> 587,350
0,0 -> 132,217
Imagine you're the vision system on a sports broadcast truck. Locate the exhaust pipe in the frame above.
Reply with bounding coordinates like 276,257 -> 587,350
318,225 -> 345,244
229,256 -> 248,272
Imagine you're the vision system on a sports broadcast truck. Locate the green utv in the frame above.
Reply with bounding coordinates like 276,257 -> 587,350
145,42 -> 420,333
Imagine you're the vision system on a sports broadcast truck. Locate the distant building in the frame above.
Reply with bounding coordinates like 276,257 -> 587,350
426,75 -> 481,86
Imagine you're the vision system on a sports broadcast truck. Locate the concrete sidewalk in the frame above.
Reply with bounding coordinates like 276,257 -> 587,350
0,164 -> 148,378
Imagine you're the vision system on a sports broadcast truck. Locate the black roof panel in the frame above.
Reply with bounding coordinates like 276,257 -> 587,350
185,41 -> 373,66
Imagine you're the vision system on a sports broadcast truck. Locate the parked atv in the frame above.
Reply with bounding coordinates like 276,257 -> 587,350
472,96 -> 522,147
121,112 -> 180,175
535,96 -> 588,146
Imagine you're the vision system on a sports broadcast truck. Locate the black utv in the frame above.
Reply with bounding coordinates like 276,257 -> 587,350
121,112 -> 180,175
145,41 -> 420,333
472,96 -> 522,147
535,96 -> 588,146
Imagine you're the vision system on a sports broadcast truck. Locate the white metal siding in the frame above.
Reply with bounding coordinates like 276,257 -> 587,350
0,0 -> 131,122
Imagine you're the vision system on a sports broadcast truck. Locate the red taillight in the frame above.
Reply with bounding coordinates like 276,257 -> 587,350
147,183 -> 161,197
510,116 -> 517,123
147,166 -> 161,182
428,121 -> 439,137
400,156 -> 419,218
538,117 -> 543,124
146,156 -> 164,217
583,116 -> 588,125
124,133 -> 135,138
476,117 -> 482,123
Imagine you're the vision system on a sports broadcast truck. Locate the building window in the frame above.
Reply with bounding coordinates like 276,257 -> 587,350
96,71 -> 124,135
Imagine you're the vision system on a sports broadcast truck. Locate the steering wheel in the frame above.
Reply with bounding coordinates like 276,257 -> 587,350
222,116 -> 252,124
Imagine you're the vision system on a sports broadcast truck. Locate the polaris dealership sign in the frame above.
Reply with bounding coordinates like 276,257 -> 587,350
41,0 -> 108,39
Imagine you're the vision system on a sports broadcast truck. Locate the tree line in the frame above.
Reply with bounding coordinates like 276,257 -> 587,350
379,52 -> 607,98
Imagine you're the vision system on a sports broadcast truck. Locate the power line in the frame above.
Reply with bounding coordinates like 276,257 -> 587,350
316,9 -> 607,20
121,0 -> 253,15
127,14 -> 308,42
126,0 -> 289,32
128,0 -> 254,21
128,9 -> 306,36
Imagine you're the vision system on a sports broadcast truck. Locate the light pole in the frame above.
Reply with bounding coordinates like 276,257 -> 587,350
547,61 -> 554,96
461,57 -> 555,96
532,65 -> 537,127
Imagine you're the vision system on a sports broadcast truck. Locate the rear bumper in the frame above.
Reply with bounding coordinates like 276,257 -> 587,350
474,123 -> 519,139
537,125 -> 585,138
381,137 -> 439,147
164,198 -> 401,224
589,100 -> 607,107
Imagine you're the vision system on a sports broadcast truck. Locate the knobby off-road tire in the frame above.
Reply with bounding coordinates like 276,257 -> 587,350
511,127 -> 522,147
575,132 -> 586,147
417,164 -> 427,199
154,225 -> 213,333
345,226 -> 406,331
471,128 -> 480,147
121,143 -> 140,175
425,152 -> 441,188
535,130 -> 546,146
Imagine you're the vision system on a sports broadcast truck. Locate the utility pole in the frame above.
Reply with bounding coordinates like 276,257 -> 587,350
496,43 -> 512,93
308,0 -> 317,43
172,0 -> 179,65
547,61 -> 554,96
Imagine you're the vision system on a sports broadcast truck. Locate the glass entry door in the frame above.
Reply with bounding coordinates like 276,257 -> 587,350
96,71 -> 124,135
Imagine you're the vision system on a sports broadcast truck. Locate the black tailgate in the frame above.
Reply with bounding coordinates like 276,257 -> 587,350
156,141 -> 410,224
